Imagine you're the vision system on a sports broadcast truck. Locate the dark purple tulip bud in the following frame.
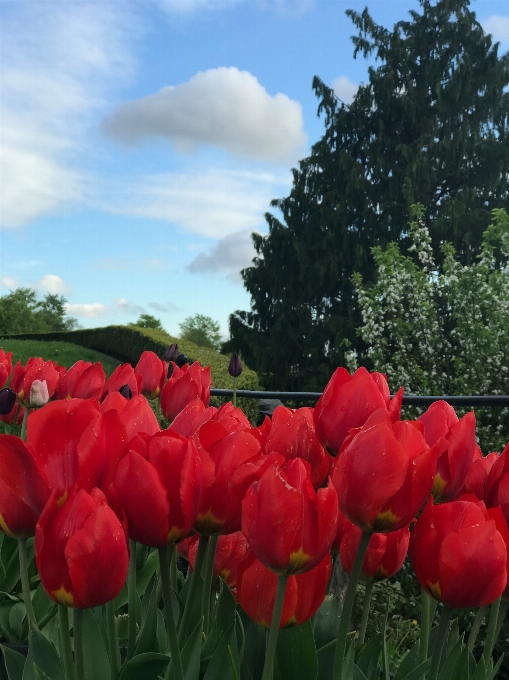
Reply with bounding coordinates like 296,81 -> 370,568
163,343 -> 179,362
119,384 -> 133,399
228,353 -> 242,378
0,388 -> 16,415
175,353 -> 189,368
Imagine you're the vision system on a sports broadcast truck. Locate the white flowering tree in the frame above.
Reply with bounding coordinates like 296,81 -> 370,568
348,205 -> 509,451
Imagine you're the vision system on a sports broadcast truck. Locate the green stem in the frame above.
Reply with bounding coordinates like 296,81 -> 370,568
358,580 -> 374,647
170,545 -> 178,594
106,600 -> 120,680
261,575 -> 289,680
177,535 -> 208,646
332,531 -> 372,680
8,405 -> 20,434
58,606 -> 75,680
158,545 -> 184,680
327,553 -> 338,595
483,596 -> 501,663
202,534 -> 219,636
495,598 -> 509,643
419,588 -> 432,664
20,406 -> 29,441
428,606 -> 452,680
74,609 -> 85,680
468,605 -> 487,651
127,539 -> 137,661
18,538 -> 36,625
233,377 -> 237,408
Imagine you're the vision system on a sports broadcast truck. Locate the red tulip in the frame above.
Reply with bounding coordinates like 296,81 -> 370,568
102,363 -> 140,400
261,406 -> 329,488
186,531 -> 249,590
331,509 -> 355,554
314,367 -> 403,455
160,361 -> 211,421
237,551 -> 331,628
485,444 -> 509,523
418,401 -> 476,502
57,360 -> 105,400
135,351 -> 167,399
113,430 -> 202,547
242,458 -> 338,575
331,410 -> 437,532
193,429 -> 271,535
10,358 -> 60,406
457,452 -> 499,501
167,398 -> 215,438
0,435 -> 50,538
340,524 -> 410,582
410,498 -> 507,608
0,350 -> 12,389
0,400 -> 24,425
35,485 -> 128,608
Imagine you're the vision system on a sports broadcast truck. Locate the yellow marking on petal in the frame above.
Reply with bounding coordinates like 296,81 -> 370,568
288,547 -> 312,573
52,586 -> 74,607
285,616 -> 297,628
56,491 -> 68,508
195,510 -> 223,534
372,509 -> 400,532
432,474 -> 447,501
167,526 -> 184,544
0,514 -> 16,539
427,582 -> 441,601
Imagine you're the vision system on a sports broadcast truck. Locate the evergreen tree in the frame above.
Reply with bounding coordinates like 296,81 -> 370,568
229,0 -> 509,391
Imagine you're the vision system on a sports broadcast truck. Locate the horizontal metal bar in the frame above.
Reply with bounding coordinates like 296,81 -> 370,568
210,388 -> 509,407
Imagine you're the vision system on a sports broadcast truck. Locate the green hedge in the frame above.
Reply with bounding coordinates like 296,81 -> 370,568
0,326 -> 262,423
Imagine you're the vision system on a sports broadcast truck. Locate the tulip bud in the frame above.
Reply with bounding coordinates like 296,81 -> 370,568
175,353 -> 189,368
163,343 -> 179,362
119,384 -> 133,399
0,388 -> 16,415
29,380 -> 49,407
228,353 -> 242,378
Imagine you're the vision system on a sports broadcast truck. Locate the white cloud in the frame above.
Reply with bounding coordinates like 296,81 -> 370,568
186,229 -> 257,282
101,67 -> 306,163
33,274 -> 72,295
96,167 -> 290,239
0,276 -> 17,289
0,2 -> 136,228
115,298 -> 146,315
65,302 -> 109,318
331,76 -> 358,105
482,16 -> 509,45
149,301 -> 180,313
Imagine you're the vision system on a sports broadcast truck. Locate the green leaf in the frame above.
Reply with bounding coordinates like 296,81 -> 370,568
180,618 -> 202,680
438,636 -> 465,680
399,660 -> 431,680
9,604 -> 25,642
31,587 -> 55,631
238,612 -> 265,680
81,609 -> 110,680
353,665 -> 369,680
471,655 -> 487,680
313,595 -> 342,650
275,620 -> 317,680
202,582 -> 236,659
487,654 -> 504,680
448,645 -> 476,680
203,624 -> 237,680
1,644 -> 26,680
316,639 -> 335,680
119,652 -> 170,680
23,626 -> 64,680
356,632 -> 382,680
135,576 -> 159,656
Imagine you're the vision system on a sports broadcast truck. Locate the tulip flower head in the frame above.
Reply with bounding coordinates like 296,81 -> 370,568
160,360 -> 211,422
340,524 -> 410,582
0,388 -> 16,416
331,410 -> 437,532
228,353 -> 243,378
135,350 -> 167,399
163,344 -> 179,362
242,458 -> 338,575
29,380 -> 49,407
409,498 -> 507,608
57,360 -> 105,400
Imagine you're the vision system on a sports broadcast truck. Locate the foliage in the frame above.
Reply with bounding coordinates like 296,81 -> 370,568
130,314 -> 164,330
0,289 -> 79,335
179,314 -> 222,351
229,0 -> 509,390
0,339 -> 120,377
1,326 -> 262,424
347,205 -> 509,453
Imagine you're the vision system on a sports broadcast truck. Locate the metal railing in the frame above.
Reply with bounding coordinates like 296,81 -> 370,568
210,389 -> 509,407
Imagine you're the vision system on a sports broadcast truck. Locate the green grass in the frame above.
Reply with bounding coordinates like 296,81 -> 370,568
0,339 -> 121,377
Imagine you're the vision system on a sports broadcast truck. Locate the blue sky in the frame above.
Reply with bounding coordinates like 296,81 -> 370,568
1,0 -> 508,339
